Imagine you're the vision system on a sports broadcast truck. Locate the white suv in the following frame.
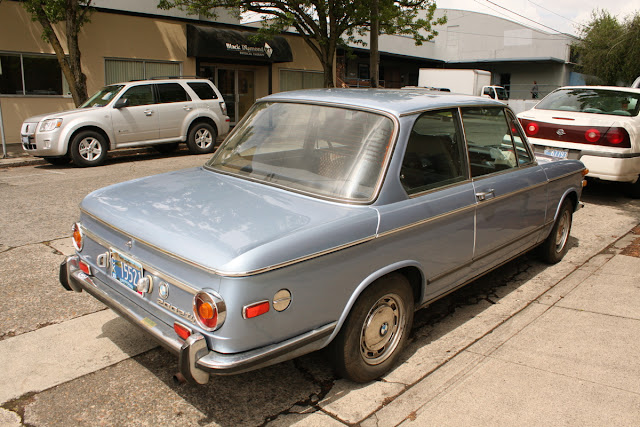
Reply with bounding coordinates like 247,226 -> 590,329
20,78 -> 230,167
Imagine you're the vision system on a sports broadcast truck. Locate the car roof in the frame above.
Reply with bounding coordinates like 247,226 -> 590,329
553,85 -> 640,94
260,88 -> 505,117
111,78 -> 212,86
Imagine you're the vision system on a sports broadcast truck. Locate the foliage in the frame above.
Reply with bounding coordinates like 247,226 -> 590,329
22,0 -> 93,105
158,0 -> 446,87
573,10 -> 640,86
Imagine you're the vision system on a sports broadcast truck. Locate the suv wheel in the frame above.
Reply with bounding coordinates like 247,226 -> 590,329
187,123 -> 217,154
70,131 -> 107,167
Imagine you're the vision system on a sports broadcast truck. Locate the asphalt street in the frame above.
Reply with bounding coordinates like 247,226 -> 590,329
0,150 -> 639,426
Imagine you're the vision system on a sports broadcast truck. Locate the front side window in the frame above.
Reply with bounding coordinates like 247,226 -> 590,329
401,109 -> 467,194
462,107 -> 518,178
120,84 -> 155,107
157,83 -> 190,103
536,88 -> 640,117
207,102 -> 395,202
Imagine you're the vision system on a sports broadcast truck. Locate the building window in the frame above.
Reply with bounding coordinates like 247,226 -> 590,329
0,52 -> 67,96
105,59 -> 182,85
279,69 -> 324,92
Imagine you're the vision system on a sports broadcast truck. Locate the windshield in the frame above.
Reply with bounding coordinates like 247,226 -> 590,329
206,102 -> 395,202
536,88 -> 640,117
81,85 -> 125,108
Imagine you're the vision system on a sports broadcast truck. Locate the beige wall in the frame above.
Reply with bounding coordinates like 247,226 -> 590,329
273,35 -> 325,93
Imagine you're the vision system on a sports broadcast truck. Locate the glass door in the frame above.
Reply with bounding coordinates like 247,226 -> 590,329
216,69 -> 237,124
238,70 -> 255,122
215,68 -> 255,126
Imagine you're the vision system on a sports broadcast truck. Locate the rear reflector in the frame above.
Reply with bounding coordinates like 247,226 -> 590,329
79,260 -> 91,275
174,322 -> 192,340
243,300 -> 270,319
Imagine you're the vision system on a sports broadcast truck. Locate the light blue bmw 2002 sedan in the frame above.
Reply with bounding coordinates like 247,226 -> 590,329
61,89 -> 586,384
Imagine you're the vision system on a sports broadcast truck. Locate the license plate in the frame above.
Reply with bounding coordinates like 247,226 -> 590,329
543,148 -> 568,159
110,249 -> 143,293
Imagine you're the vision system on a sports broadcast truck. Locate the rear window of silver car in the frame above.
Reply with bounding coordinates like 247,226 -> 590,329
206,102 -> 395,202
535,88 -> 640,117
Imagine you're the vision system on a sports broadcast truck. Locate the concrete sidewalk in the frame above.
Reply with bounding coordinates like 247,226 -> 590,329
364,227 -> 640,426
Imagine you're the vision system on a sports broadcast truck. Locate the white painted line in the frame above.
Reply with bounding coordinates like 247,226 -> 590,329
0,310 -> 158,404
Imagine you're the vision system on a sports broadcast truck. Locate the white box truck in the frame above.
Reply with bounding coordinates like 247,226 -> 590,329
418,69 -> 508,101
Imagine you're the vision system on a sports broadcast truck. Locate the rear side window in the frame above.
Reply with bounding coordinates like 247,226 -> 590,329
187,82 -> 218,100
157,83 -> 190,103
401,109 -> 467,195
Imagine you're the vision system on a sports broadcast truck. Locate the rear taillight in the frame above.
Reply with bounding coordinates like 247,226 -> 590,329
519,119 -> 631,148
606,128 -> 625,145
72,223 -> 83,251
193,291 -> 226,331
584,129 -> 601,143
524,121 -> 539,136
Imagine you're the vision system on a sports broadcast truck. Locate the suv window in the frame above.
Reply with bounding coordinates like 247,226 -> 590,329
121,84 -> 155,107
187,82 -> 218,100
462,107 -> 517,178
157,83 -> 191,103
401,109 -> 467,194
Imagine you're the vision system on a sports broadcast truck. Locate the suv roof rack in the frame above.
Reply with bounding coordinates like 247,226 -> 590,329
127,76 -> 206,82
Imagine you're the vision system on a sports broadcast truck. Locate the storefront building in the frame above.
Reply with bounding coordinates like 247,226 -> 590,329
0,0 -> 325,143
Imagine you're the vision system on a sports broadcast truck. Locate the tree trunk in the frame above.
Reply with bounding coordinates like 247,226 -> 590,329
370,0 -> 380,88
66,0 -> 88,105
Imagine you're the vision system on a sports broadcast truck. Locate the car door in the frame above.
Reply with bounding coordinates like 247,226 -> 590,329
462,107 -> 548,271
155,82 -> 193,140
376,109 -> 476,301
111,83 -> 159,144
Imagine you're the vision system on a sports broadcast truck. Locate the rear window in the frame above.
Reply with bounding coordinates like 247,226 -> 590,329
187,82 -> 218,100
157,83 -> 190,103
536,88 -> 640,117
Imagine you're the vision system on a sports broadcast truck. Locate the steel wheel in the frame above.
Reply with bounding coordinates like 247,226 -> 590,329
329,274 -> 413,383
554,209 -> 570,252
360,293 -> 406,366
540,198 -> 573,264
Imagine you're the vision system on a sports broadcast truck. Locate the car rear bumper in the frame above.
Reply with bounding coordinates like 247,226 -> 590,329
60,255 -> 335,384
532,144 -> 640,183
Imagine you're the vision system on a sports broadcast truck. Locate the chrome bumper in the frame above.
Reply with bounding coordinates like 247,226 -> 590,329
60,256 -> 335,384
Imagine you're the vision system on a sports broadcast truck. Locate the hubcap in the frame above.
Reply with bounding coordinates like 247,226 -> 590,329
78,137 -> 102,161
195,128 -> 212,149
554,210 -> 570,252
360,293 -> 405,366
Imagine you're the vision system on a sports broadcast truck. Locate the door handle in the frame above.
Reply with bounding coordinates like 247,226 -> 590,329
143,109 -> 154,116
183,106 -> 193,111
476,189 -> 495,201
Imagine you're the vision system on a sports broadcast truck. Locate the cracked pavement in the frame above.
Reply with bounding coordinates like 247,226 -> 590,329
1,156 -> 640,426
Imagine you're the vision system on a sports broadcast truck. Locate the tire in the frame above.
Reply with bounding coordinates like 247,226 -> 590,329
540,199 -> 573,264
329,274 -> 414,383
153,142 -> 179,153
187,122 -> 217,154
70,131 -> 107,167
43,156 -> 70,166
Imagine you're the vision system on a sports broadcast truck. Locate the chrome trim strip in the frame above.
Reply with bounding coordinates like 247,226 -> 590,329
81,209 -> 375,278
472,180 -> 548,207
399,102 -> 504,118
376,203 -> 477,238
579,151 -> 640,159
426,222 -> 548,286
547,169 -> 584,183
